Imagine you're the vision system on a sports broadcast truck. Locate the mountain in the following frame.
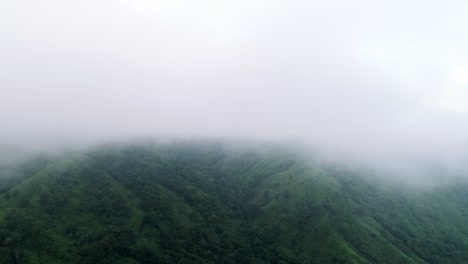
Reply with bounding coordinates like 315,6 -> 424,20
0,141 -> 468,263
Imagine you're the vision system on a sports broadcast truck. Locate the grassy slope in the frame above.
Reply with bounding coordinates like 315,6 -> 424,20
0,142 -> 468,263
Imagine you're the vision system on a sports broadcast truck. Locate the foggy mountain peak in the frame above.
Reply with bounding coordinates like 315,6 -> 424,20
2,0 -> 468,169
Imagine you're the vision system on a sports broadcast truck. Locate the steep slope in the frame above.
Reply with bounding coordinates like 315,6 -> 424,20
0,141 -> 468,263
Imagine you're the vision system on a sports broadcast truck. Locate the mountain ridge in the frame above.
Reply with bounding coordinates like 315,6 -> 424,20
0,141 -> 467,263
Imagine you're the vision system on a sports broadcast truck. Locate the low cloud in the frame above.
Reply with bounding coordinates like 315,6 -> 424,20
2,0 -> 468,172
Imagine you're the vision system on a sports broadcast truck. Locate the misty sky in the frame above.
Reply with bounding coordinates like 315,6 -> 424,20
2,0 -> 468,160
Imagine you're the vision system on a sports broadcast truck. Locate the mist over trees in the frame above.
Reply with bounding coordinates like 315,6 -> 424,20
0,141 -> 468,263
2,1 -> 468,262
2,0 -> 468,166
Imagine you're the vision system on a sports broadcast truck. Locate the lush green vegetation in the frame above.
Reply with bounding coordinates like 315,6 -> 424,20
0,141 -> 468,263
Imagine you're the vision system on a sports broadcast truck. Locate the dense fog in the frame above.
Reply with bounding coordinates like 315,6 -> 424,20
2,0 -> 468,175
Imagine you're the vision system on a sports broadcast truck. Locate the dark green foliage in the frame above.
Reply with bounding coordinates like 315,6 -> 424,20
0,155 -> 52,195
0,141 -> 468,263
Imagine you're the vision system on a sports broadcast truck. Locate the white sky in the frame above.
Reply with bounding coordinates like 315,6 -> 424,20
2,0 -> 468,162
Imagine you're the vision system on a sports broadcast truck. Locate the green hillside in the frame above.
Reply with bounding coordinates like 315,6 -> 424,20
0,141 -> 468,263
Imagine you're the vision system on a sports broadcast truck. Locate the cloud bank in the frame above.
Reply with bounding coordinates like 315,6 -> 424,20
2,0 -> 468,165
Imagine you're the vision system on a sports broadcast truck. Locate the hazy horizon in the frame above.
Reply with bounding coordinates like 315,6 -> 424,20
2,0 -> 468,169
